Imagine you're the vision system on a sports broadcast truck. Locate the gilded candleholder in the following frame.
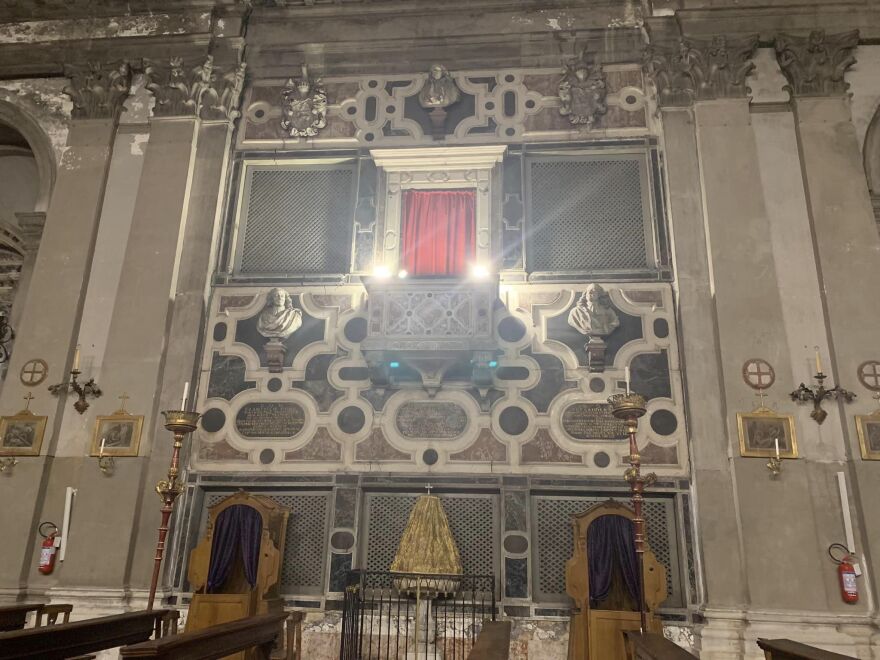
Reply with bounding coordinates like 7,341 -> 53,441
790,372 -> 855,425
48,369 -> 102,414
766,456 -> 782,477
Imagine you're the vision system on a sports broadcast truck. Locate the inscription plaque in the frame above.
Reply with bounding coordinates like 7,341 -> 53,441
561,403 -> 627,440
396,401 -> 468,439
235,402 -> 306,438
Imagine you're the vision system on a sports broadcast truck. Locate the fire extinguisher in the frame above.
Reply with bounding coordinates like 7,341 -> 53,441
38,522 -> 59,575
829,543 -> 859,604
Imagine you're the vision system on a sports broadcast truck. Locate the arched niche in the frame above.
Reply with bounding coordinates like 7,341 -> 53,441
0,99 -> 56,214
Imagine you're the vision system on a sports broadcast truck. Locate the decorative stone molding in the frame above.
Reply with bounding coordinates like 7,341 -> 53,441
643,35 -> 758,107
145,55 -> 247,120
62,61 -> 131,120
774,30 -> 859,97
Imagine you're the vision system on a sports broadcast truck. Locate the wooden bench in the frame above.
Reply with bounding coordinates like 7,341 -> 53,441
0,604 -> 45,633
0,609 -> 175,660
120,612 -> 289,660
757,639 -> 857,660
467,620 -> 511,660
624,631 -> 699,659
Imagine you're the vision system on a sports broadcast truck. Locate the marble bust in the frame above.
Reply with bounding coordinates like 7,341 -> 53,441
418,64 -> 460,109
257,288 -> 302,340
568,284 -> 619,337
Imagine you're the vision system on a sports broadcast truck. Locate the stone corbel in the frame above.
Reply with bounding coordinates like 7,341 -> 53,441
774,30 -> 859,97
62,61 -> 132,120
145,55 -> 247,120
643,34 -> 758,107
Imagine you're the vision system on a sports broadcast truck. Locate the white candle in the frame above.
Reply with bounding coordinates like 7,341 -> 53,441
774,437 -> 780,459
100,437 -> 106,457
815,347 -> 823,374
181,381 -> 190,411
73,345 -> 80,371
624,367 -> 631,395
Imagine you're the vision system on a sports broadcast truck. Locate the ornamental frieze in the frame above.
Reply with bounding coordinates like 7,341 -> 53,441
145,55 -> 247,120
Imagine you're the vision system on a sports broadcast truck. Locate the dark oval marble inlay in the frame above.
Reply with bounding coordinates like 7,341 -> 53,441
213,322 -> 227,342
201,408 -> 226,433
339,367 -> 370,381
650,409 -> 678,436
496,366 -> 529,381
593,451 -> 611,468
344,317 -> 368,343
504,534 -> 529,554
589,377 -> 606,393
422,449 -> 439,465
338,406 -> 366,434
498,316 -> 526,342
499,406 -> 529,435
396,401 -> 467,439
267,378 -> 283,393
235,402 -> 305,438
331,530 -> 355,551
259,448 -> 275,464
653,318 -> 670,339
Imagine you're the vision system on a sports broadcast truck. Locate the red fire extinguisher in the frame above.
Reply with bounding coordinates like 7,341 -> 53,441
38,522 -> 59,575
829,543 -> 859,604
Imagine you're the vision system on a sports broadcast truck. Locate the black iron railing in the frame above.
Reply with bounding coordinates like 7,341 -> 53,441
339,570 -> 496,660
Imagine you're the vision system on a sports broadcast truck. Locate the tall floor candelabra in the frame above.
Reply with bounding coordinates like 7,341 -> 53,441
147,409 -> 200,611
609,392 -> 656,633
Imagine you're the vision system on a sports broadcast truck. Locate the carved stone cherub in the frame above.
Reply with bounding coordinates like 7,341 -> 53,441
257,288 -> 302,340
418,64 -> 460,109
568,284 -> 619,338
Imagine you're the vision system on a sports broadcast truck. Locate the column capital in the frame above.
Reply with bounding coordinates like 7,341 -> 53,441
144,55 -> 247,121
643,34 -> 758,108
62,61 -> 132,120
774,30 -> 859,98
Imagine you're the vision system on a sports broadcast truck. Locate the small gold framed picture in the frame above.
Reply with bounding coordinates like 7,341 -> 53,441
855,413 -> 880,460
737,409 -> 798,458
91,413 -> 143,457
0,410 -> 47,456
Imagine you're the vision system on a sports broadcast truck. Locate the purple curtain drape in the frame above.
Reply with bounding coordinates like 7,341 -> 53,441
206,505 -> 263,593
587,515 -> 640,607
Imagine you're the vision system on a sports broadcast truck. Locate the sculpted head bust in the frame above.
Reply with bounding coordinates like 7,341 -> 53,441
418,64 -> 460,109
567,284 -> 620,337
257,288 -> 303,340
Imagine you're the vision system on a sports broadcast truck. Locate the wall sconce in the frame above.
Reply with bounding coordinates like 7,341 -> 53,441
766,455 -> 782,477
48,345 -> 102,414
0,457 -> 18,472
97,439 -> 114,475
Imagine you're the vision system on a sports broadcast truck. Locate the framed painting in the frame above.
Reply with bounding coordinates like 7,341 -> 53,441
737,409 -> 798,459
855,413 -> 880,460
91,413 -> 143,457
0,410 -> 47,456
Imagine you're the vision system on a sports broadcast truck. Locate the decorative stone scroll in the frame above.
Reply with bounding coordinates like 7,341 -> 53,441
63,61 -> 132,120
775,30 -> 859,97
643,35 -> 759,107
145,55 -> 247,119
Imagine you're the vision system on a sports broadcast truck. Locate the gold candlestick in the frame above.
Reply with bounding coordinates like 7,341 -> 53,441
609,392 -> 656,634
147,409 -> 200,611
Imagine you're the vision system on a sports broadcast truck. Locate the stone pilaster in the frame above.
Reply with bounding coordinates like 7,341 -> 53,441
0,65 -> 129,593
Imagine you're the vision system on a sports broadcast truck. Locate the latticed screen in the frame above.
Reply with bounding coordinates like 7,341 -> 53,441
204,491 -> 331,596
531,495 -> 682,607
362,493 -> 498,577
237,166 -> 356,275
526,157 -> 650,272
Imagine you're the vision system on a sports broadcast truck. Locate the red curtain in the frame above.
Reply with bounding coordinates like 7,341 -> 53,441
401,189 -> 475,277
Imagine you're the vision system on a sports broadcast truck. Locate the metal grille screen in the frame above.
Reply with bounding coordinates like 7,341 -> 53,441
531,495 -> 681,607
238,167 -> 355,274
205,491 -> 331,596
526,158 -> 649,272
363,493 -> 498,577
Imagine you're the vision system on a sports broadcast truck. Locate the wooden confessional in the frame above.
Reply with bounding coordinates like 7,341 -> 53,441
565,501 -> 667,660
187,491 -> 289,658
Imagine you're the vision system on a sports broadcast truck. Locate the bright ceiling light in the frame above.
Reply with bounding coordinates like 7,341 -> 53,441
470,263 -> 490,279
373,265 -> 391,279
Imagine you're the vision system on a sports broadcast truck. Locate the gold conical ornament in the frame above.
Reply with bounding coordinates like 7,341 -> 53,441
391,494 -> 462,595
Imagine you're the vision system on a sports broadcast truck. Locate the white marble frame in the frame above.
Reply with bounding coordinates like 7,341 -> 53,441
370,146 -> 507,275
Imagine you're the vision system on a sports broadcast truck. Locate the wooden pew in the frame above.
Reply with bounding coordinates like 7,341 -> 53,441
467,620 -> 511,660
757,639 -> 857,660
0,604 -> 45,633
0,609 -> 174,660
624,631 -> 699,659
120,612 -> 289,660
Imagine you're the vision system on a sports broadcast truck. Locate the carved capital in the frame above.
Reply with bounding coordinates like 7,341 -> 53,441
774,30 -> 859,97
145,55 -> 247,120
62,61 -> 132,120
643,35 -> 758,107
